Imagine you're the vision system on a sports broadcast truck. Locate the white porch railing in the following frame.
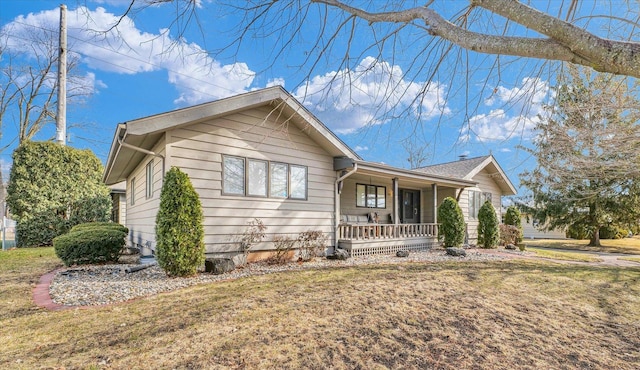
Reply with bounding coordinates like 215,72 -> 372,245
338,223 -> 439,241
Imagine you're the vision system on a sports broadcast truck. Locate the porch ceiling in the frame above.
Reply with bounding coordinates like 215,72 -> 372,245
355,161 -> 476,189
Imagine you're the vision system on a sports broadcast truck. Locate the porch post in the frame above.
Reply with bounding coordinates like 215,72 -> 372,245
432,183 -> 438,223
393,177 -> 399,224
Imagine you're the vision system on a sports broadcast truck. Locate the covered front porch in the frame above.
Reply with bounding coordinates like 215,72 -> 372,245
334,159 -> 476,256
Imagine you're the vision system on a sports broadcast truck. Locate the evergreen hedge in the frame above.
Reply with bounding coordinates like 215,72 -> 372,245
437,197 -> 465,248
478,200 -> 499,248
155,167 -> 205,277
7,141 -> 111,247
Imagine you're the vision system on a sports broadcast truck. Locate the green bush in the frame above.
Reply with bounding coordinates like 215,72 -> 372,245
478,200 -> 499,248
503,205 -> 523,243
155,167 -> 205,277
599,225 -> 627,240
54,228 -> 127,266
7,141 -> 111,247
71,222 -> 128,234
437,197 -> 465,248
17,211 -> 71,248
566,223 -> 591,239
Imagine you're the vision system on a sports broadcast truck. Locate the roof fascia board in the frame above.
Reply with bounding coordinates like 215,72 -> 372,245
357,161 -> 476,188
126,87 -> 285,136
465,156 -> 517,195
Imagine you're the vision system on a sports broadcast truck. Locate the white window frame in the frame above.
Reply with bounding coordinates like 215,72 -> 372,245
130,177 -> 136,206
146,160 -> 154,199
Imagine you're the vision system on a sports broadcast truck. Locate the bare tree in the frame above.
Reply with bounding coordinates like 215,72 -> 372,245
107,0 -> 640,137
0,25 -> 93,146
401,137 -> 430,169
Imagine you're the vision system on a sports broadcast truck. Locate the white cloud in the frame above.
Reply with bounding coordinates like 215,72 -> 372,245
353,145 -> 368,152
1,6 -> 256,105
294,57 -> 449,134
266,78 -> 285,88
464,77 -> 551,142
498,147 -> 512,153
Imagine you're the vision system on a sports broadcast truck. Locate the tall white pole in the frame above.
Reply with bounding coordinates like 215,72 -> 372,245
56,4 -> 67,145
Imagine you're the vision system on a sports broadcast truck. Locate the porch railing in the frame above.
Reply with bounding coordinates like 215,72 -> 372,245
338,223 -> 439,241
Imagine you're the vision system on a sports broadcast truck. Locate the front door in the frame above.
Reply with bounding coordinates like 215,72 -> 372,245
399,189 -> 420,223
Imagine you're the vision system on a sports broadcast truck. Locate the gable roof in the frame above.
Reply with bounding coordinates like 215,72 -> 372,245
415,155 -> 517,195
104,86 -> 360,184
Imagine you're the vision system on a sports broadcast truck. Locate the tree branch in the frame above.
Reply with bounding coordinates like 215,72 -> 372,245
312,0 -> 640,78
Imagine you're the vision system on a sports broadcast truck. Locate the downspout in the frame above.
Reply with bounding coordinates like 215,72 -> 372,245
117,134 -> 166,176
334,163 -> 358,249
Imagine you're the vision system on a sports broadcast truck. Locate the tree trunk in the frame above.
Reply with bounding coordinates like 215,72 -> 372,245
589,227 -> 601,247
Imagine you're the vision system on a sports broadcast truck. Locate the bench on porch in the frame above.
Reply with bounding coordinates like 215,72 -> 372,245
339,212 -> 393,239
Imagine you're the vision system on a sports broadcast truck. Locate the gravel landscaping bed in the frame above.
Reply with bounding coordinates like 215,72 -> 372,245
49,248 -> 504,306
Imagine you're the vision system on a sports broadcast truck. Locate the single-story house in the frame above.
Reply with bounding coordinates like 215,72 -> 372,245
103,86 -> 516,261
520,215 -> 567,239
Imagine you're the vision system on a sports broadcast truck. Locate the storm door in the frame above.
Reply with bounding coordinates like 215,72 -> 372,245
399,189 -> 420,224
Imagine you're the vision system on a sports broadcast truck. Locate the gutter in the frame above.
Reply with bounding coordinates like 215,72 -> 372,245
117,133 -> 166,177
333,163 -> 358,248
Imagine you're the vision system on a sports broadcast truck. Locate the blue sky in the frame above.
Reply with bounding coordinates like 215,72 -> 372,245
1,0 -> 599,195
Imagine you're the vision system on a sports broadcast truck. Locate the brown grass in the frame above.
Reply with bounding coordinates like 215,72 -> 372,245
1,248 -> 639,369
526,247 -> 603,262
525,237 -> 640,254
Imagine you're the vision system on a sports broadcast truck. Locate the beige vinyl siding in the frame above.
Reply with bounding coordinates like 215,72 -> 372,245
167,106 -> 335,256
464,168 -> 503,244
522,216 -> 567,239
126,137 -> 165,253
424,187 -> 457,223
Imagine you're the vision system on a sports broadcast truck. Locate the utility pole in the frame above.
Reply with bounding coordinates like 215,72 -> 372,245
55,4 -> 67,145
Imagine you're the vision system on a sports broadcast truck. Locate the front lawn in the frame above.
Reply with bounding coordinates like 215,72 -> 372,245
525,237 -> 640,254
0,248 -> 638,369
525,247 -> 603,262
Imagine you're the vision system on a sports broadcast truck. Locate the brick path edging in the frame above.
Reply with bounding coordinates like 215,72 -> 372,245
33,269 -> 73,311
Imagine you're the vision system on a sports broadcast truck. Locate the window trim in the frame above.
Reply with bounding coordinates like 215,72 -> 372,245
145,160 -> 154,199
221,155 -> 308,201
356,183 -> 386,209
269,162 -> 289,198
130,177 -> 136,206
469,190 -> 492,219
247,158 -> 268,198
222,155 -> 246,196
289,164 -> 308,200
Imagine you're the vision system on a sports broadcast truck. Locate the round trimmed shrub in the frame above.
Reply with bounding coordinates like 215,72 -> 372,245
478,200 -> 499,248
155,167 -> 205,277
437,197 -> 465,248
54,228 -> 127,266
71,222 -> 128,234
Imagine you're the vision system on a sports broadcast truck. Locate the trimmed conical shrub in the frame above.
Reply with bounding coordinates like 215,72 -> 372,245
155,167 -> 205,277
478,200 -> 499,248
437,197 -> 465,248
